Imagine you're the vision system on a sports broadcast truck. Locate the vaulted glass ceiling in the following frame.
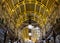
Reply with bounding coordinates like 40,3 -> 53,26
0,0 -> 60,37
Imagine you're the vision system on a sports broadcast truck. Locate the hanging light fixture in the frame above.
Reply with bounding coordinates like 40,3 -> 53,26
28,25 -> 34,29
29,33 -> 32,36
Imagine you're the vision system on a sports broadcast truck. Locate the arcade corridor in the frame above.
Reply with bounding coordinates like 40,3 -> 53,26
0,0 -> 60,43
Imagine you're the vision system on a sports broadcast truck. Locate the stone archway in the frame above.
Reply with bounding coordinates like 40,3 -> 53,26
17,20 -> 42,43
